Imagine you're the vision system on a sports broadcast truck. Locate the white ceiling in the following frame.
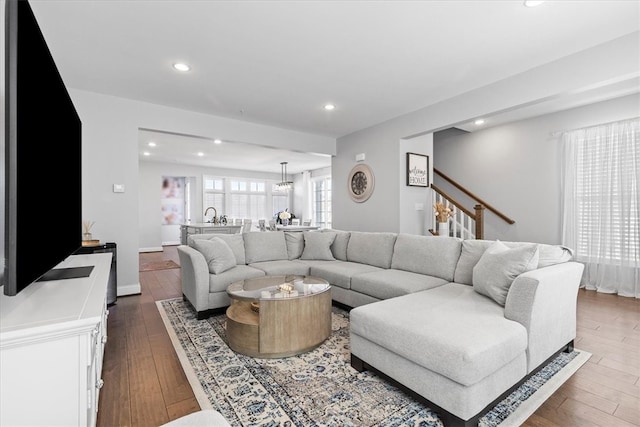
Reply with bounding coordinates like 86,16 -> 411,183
138,129 -> 331,174
29,0 -> 640,172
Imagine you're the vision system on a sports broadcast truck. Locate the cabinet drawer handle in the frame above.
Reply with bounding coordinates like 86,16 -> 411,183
96,379 -> 104,389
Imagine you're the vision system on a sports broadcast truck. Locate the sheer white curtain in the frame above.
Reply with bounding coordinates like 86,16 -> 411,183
561,118 -> 640,298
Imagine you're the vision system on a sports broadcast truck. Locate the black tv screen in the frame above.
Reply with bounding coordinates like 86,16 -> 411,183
3,0 -> 83,296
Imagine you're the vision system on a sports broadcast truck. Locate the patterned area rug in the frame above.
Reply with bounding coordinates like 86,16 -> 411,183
157,298 -> 591,427
139,260 -> 180,272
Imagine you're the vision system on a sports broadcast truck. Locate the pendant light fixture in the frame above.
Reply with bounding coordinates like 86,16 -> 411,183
277,161 -> 293,190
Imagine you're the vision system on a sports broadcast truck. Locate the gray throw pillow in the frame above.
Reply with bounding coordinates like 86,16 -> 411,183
321,229 -> 350,260
300,231 -> 336,261
285,232 -> 305,260
188,233 -> 245,265
244,231 -> 289,263
472,240 -> 539,306
191,237 -> 236,275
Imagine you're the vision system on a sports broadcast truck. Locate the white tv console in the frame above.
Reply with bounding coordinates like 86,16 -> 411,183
0,253 -> 112,427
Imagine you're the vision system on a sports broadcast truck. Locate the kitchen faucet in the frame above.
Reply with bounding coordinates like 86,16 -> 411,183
204,206 -> 218,224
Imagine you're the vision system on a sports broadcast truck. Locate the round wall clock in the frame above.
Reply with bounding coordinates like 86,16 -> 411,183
347,163 -> 375,203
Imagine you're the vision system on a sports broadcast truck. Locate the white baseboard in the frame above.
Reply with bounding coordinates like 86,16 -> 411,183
139,247 -> 163,253
162,240 -> 181,246
117,283 -> 141,296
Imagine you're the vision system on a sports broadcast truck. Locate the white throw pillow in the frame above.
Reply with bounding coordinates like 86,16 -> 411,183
472,240 -> 539,306
300,231 -> 337,261
191,237 -> 236,275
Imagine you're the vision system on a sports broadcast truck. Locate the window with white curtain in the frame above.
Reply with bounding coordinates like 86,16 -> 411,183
561,118 -> 639,297
202,175 -> 289,222
203,177 -> 225,221
312,176 -> 332,229
229,179 -> 266,220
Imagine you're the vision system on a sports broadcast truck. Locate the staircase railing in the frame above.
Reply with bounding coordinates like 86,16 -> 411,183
429,168 -> 515,239
430,184 -> 485,239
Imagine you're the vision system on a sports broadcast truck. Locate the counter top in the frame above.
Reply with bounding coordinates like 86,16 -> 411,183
275,225 -> 320,232
181,223 -> 242,228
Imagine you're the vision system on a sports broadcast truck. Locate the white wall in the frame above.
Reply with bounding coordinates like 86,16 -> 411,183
433,93 -> 640,245
332,33 -> 639,233
292,172 -> 306,221
70,90 -> 335,296
139,160 -> 282,250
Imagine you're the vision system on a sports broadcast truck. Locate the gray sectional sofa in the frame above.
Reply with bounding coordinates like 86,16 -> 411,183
177,230 -> 583,426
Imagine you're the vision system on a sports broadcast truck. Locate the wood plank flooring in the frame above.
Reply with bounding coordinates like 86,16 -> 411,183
97,245 -> 640,426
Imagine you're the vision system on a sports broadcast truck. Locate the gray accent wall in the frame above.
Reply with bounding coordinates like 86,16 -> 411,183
399,134 -> 434,235
433,93 -> 640,245
332,33 -> 638,234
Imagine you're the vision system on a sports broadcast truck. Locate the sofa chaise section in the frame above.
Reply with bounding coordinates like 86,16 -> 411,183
350,239 -> 583,426
350,284 -> 529,423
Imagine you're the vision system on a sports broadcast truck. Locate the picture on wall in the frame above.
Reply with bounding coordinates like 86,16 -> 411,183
161,176 -> 185,225
406,152 -> 429,187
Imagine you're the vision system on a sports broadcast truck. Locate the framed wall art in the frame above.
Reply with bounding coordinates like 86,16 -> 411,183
406,152 -> 429,187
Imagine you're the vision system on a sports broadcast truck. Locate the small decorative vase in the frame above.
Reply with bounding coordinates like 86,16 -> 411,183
83,232 -> 93,241
283,218 -> 289,227
438,222 -> 449,237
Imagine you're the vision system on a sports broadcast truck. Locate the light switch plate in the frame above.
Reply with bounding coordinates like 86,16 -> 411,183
113,184 -> 125,193
415,203 -> 424,211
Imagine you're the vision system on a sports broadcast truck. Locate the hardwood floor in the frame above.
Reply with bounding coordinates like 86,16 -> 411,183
97,246 -> 640,426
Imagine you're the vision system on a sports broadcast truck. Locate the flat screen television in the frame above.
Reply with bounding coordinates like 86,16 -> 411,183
2,0 -> 86,296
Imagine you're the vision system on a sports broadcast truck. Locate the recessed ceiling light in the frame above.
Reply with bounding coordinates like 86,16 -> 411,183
143,151 -> 150,156
197,152 -> 204,157
474,119 -> 485,126
214,139 -> 222,144
524,1 -> 545,7
324,104 -> 335,111
148,142 -> 156,147
173,63 -> 190,72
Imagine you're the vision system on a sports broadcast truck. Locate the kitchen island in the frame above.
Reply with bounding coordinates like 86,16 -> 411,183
180,223 -> 243,244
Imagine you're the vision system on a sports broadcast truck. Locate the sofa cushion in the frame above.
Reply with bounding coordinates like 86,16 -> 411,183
390,234 -> 462,281
190,237 -> 236,274
351,269 -> 448,300
301,231 -> 336,261
244,231 -> 289,263
350,283 -> 528,386
284,232 -> 304,260
295,259 -> 343,269
248,260 -> 310,276
188,233 -> 246,265
473,240 -> 539,306
321,229 -> 351,261
347,232 -> 397,269
454,239 -> 572,285
208,265 -> 265,293
310,261 -> 383,290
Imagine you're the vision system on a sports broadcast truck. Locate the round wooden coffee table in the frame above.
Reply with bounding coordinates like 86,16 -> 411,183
226,275 -> 331,358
